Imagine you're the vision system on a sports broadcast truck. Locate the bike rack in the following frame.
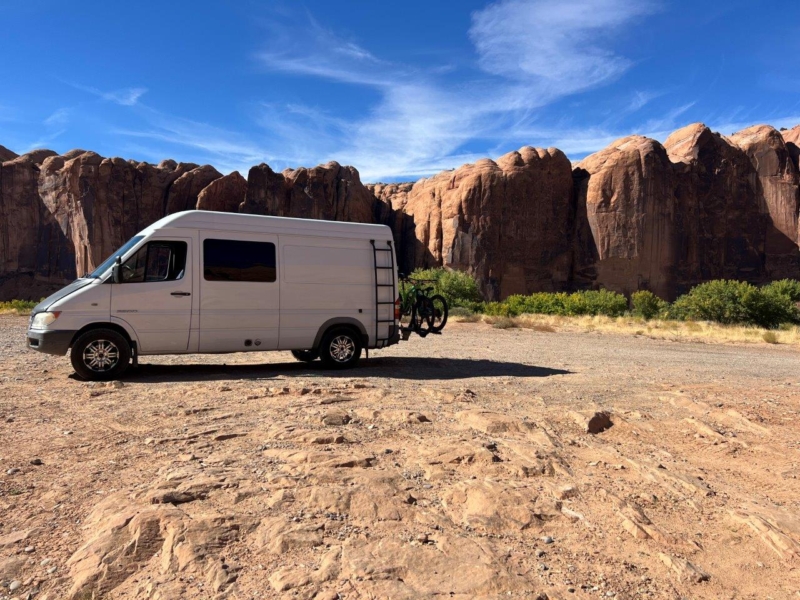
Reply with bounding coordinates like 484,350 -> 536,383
370,239 -> 397,349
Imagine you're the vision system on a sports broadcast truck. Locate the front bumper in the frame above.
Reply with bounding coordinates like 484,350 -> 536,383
27,329 -> 76,356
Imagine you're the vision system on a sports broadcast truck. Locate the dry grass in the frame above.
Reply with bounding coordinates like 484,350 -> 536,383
461,313 -> 800,346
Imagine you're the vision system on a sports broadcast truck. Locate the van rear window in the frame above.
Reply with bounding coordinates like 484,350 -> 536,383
203,239 -> 276,283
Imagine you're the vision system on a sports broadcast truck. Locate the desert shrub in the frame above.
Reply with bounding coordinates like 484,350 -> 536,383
490,317 -> 517,329
671,280 -> 799,329
762,279 -> 800,303
762,331 -> 779,344
562,290 -> 628,317
0,299 -> 39,314
407,268 -> 483,309
483,301 -> 513,317
448,306 -> 474,317
631,290 -> 669,320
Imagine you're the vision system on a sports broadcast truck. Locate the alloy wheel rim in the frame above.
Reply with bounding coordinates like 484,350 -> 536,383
330,336 -> 355,362
83,340 -> 120,372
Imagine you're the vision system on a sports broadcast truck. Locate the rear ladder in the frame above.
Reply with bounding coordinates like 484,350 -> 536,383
370,239 -> 397,349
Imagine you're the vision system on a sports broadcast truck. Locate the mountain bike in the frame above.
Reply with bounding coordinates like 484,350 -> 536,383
399,275 -> 449,337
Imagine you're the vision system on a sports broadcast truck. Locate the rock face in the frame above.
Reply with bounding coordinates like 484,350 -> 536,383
0,150 -> 71,300
1,120 -> 799,302
241,161 -> 376,224
573,136 -> 678,298
38,153 -> 219,278
0,144 -> 17,162
730,125 -> 800,278
372,147 -> 575,298
666,124 -> 768,290
783,126 -> 800,168
196,171 -> 248,212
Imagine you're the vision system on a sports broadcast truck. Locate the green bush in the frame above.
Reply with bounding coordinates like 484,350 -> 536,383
670,280 -> 799,329
631,290 -> 669,320
762,279 -> 800,303
0,299 -> 39,313
562,290 -> 628,317
407,268 -> 483,309
483,301 -> 514,317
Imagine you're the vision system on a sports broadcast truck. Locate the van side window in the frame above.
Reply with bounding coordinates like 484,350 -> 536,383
121,241 -> 187,283
203,239 -> 276,282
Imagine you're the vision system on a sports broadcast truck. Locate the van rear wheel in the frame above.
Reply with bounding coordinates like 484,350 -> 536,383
319,327 -> 362,370
291,349 -> 319,363
70,328 -> 131,381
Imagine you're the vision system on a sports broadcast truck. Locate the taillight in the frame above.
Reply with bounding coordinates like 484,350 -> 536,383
394,298 -> 401,320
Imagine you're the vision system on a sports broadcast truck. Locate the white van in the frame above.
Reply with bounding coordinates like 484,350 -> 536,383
26,211 -> 400,380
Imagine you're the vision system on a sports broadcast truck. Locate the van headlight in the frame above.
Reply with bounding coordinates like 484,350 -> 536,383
31,311 -> 61,329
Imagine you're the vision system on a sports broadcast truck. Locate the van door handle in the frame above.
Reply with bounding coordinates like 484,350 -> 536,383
171,292 -> 191,296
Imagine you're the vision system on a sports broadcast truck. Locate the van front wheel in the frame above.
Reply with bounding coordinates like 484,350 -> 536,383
70,328 -> 131,381
319,327 -> 362,369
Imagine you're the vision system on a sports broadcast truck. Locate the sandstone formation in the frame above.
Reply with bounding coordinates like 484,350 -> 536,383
665,124 -> 768,289
2,121 -> 800,302
782,125 -> 800,177
241,161 -> 376,224
196,171 -> 248,212
730,125 -> 800,277
0,144 -> 17,162
572,136 -> 678,298
372,147 -> 576,298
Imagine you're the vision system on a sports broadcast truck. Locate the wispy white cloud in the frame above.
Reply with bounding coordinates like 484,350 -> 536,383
64,81 -> 148,106
470,0 -> 656,95
251,0 -> 659,180
44,107 -> 71,126
111,106 -> 274,174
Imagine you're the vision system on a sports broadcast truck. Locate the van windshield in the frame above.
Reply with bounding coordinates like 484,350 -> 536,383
84,236 -> 145,278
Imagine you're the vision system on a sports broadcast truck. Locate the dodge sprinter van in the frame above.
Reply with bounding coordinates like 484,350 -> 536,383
26,211 -> 400,380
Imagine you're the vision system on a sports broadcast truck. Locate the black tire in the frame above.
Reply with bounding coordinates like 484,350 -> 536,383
70,328 -> 131,381
429,294 -> 449,332
414,297 -> 435,336
319,327 -> 363,370
291,349 -> 319,363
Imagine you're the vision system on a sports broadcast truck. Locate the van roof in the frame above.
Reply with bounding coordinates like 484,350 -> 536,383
142,210 -> 393,239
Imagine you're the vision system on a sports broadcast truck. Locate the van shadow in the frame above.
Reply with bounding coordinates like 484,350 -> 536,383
125,356 -> 572,384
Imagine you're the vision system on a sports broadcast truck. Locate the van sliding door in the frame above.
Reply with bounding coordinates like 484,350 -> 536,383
198,233 -> 280,352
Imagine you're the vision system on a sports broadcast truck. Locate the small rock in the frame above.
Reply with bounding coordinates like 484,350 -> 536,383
535,549 -> 546,557
30,458 -> 43,466
47,566 -> 57,574
40,558 -> 50,567
542,536 -> 554,544
24,546 -> 35,553
109,380 -> 125,388
6,467 -> 20,475
62,430 -> 73,435
406,412 -> 430,424
218,386 -> 232,392
9,580 -> 21,591
321,412 -> 351,427
570,410 -> 613,434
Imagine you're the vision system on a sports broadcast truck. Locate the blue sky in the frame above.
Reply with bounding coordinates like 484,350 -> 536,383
1,0 -> 799,181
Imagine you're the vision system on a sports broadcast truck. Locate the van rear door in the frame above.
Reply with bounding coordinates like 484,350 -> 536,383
199,233 -> 280,352
110,237 -> 193,353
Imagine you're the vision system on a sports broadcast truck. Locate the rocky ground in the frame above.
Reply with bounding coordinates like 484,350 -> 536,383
1,315 -> 799,599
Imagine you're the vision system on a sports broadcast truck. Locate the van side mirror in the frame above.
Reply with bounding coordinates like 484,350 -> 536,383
112,257 -> 122,283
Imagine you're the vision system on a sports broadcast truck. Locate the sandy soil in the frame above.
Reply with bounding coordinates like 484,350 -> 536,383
1,314 -> 799,599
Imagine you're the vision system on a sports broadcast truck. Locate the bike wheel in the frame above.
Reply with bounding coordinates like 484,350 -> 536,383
428,294 -> 448,332
414,297 -> 435,336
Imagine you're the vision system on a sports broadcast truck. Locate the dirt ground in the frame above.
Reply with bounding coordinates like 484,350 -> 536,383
1,314 -> 799,600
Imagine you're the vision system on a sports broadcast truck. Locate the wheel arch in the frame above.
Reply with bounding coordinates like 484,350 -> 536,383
70,322 -> 135,350
313,318 -> 368,350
